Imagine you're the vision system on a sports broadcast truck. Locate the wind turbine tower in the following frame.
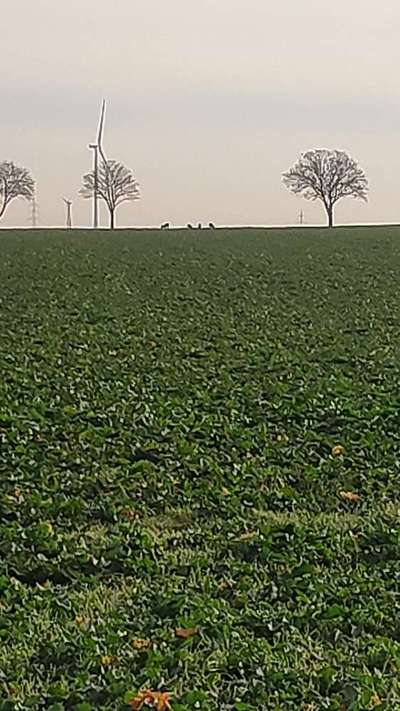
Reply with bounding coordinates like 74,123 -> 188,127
88,100 -> 108,229
29,196 -> 39,227
63,198 -> 73,228
88,143 -> 99,228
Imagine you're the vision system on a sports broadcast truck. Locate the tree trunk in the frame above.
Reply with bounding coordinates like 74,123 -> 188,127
0,180 -> 8,218
109,208 -> 115,230
327,204 -> 334,228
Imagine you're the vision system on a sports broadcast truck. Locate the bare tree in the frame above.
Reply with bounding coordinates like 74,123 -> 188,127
80,159 -> 140,229
0,161 -> 35,219
283,149 -> 368,227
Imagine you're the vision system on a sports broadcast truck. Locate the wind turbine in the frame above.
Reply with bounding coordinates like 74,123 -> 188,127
88,99 -> 108,229
63,198 -> 73,228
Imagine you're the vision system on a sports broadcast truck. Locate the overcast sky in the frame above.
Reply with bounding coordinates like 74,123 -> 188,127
1,0 -> 400,227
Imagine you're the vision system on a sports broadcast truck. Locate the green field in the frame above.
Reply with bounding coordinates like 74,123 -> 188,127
1,227 -> 400,710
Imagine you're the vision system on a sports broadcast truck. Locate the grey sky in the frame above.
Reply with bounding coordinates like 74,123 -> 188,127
2,0 -> 400,227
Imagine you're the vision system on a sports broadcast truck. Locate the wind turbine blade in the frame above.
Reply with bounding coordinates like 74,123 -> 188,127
97,99 -> 109,168
97,100 -> 106,149
99,145 -> 108,166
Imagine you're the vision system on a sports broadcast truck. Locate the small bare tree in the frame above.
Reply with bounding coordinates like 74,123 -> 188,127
80,159 -> 140,229
0,161 -> 35,219
283,149 -> 368,227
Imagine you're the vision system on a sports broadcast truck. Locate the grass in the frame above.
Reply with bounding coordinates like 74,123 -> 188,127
0,226 -> 400,710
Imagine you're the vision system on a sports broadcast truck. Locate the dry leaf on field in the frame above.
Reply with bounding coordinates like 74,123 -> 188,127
128,689 -> 172,710
234,531 -> 256,542
100,655 -> 115,667
339,490 -> 361,502
175,627 -> 199,639
221,487 -> 230,497
128,691 -> 148,710
332,444 -> 345,457
371,693 -> 381,707
131,638 -> 151,650
121,508 -> 138,521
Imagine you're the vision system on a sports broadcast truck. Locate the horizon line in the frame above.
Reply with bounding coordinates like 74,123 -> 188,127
1,222 -> 400,230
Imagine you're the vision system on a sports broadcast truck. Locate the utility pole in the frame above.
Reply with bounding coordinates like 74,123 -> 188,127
298,209 -> 305,225
29,196 -> 39,227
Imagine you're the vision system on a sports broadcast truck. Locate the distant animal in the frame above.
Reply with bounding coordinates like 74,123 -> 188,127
197,222 -> 202,229
187,223 -> 194,229
208,222 -> 216,229
160,222 -> 170,230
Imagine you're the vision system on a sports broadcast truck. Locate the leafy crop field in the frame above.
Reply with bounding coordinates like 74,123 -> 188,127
1,227 -> 400,710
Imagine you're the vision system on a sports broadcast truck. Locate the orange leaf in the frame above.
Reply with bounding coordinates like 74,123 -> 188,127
128,690 -> 171,711
371,693 -> 381,707
128,691 -> 147,710
152,692 -> 172,711
175,627 -> 199,639
339,490 -> 361,502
